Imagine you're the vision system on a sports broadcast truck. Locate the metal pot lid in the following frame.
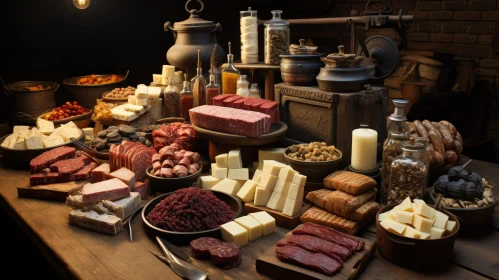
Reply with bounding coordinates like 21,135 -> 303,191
356,35 -> 399,79
173,0 -> 216,30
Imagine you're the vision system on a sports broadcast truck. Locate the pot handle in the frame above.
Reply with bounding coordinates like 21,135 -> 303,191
185,0 -> 204,16
123,70 -> 130,81
212,23 -> 223,33
164,21 -> 177,41
389,234 -> 417,246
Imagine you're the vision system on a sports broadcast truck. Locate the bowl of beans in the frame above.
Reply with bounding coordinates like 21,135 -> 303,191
102,86 -> 136,102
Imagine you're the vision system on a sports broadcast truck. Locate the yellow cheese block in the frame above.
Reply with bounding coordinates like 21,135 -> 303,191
382,219 -> 406,235
430,227 -> 446,239
215,153 -> 228,168
248,211 -> 276,236
398,197 -> 413,212
433,210 -> 449,229
211,163 -> 228,179
237,180 -> 258,203
211,178 -> 241,196
419,232 -> 431,239
266,192 -> 286,211
37,118 -> 55,135
287,183 -> 304,200
402,226 -> 421,239
378,211 -> 393,222
273,178 -> 292,195
254,187 -> 272,206
395,210 -> 414,224
291,173 -> 307,187
278,168 -> 296,182
446,220 -> 457,233
259,172 -> 278,190
412,214 -> 433,233
414,200 -> 435,219
220,221 -> 249,247
252,169 -> 262,183
235,215 -> 263,242
228,149 -> 243,169
282,197 -> 302,217
198,176 -> 222,190
262,160 -> 289,176
228,168 -> 249,181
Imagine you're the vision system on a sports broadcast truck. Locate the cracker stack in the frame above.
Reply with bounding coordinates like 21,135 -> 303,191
301,171 -> 380,235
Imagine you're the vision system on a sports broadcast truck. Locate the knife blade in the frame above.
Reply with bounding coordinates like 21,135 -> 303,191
159,237 -> 191,263
149,251 -> 191,279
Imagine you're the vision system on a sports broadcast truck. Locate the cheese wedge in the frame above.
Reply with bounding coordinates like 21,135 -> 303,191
25,134 -> 44,149
398,197 -> 413,212
42,133 -> 65,148
395,211 -> 414,224
446,220 -> 457,233
378,211 -> 393,222
433,211 -> 449,229
414,200 -> 435,219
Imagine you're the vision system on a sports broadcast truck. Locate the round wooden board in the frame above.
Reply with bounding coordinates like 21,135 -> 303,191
191,121 -> 288,146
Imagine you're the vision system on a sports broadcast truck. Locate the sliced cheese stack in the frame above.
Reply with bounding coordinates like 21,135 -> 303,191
257,148 -> 286,170
206,149 -> 249,197
220,211 -> 276,247
379,197 -> 457,240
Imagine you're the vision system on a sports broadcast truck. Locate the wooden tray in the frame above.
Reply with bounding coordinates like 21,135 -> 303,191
256,224 -> 376,280
244,202 -> 312,229
17,180 -> 89,202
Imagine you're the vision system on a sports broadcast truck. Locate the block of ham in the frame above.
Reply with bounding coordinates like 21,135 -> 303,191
189,105 -> 271,137
212,94 -> 236,106
30,146 -> 76,174
107,167 -> 136,190
90,163 -> 110,183
276,245 -> 342,276
81,178 -> 131,203
213,95 -> 280,124
133,180 -> 150,198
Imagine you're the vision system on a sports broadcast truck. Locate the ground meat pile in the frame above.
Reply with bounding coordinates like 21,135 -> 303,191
146,187 -> 235,232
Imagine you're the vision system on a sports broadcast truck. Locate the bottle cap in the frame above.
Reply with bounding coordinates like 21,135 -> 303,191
390,99 -> 409,121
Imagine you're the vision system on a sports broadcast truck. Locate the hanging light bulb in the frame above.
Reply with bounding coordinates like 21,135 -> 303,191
73,0 -> 90,9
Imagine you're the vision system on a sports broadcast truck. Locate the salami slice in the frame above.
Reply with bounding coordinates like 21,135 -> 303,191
209,242 -> 242,269
190,237 -> 222,259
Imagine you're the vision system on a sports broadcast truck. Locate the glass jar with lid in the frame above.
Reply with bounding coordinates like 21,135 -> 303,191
388,139 -> 428,205
236,75 -> 249,96
249,83 -> 261,98
414,136 -> 430,191
381,99 -> 411,205
264,10 -> 289,65
240,7 -> 258,64
164,77 -> 181,118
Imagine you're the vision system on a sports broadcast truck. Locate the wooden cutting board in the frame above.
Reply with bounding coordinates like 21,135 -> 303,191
256,224 -> 376,280
244,202 -> 312,229
17,180 -> 88,202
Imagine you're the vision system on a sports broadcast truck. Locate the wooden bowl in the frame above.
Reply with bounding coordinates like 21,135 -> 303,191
283,146 -> 342,182
426,186 -> 496,227
141,189 -> 242,244
38,108 -> 93,129
145,164 -> 203,194
376,204 -> 460,270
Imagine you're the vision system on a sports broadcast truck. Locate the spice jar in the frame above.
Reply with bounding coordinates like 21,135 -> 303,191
249,83 -> 261,98
180,77 -> 193,121
240,7 -> 258,64
414,136 -> 430,191
221,42 -> 240,94
206,73 -> 220,105
381,99 -> 410,205
163,77 -> 181,118
388,140 -> 428,205
264,10 -> 289,65
237,75 -> 249,96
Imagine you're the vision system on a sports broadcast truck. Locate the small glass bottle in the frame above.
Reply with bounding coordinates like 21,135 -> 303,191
249,83 -> 261,98
163,77 -> 181,118
264,10 -> 290,65
206,73 -> 220,105
240,7 -> 258,64
388,139 -> 428,205
221,42 -> 240,94
191,50 -> 207,107
180,75 -> 193,121
237,75 -> 250,96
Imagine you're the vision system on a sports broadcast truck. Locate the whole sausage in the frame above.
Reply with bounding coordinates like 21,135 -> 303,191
414,120 -> 428,138
455,132 -> 463,146
434,151 -> 445,167
435,123 -> 454,150
427,144 -> 435,166
407,122 -> 417,134
423,120 -> 441,140
454,140 -> 463,154
431,122 -> 443,139
440,121 -> 457,137
445,150 -> 459,165
428,131 -> 445,156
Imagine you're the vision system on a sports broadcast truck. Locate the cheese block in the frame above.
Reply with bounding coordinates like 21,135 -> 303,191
378,211 -> 392,222
254,187 -> 272,206
13,126 -> 30,136
211,163 -> 228,179
128,95 -> 137,105
412,214 -> 432,233
107,167 -> 136,191
13,136 -> 26,150
136,97 -> 148,106
81,178 -> 131,203
282,197 -> 302,217
292,173 -> 307,187
398,197 -> 413,212
252,169 -> 263,183
220,221 -> 249,247
82,127 -> 94,140
248,211 -> 276,236
258,172 -> 278,190
124,104 -> 145,112
273,178 -> 292,195
253,161 -> 259,170
287,183 -> 304,200
395,211 -> 414,224
199,176 -> 222,190
211,178 -> 241,196
262,160 -> 288,176
1,134 -> 15,148
381,219 -> 406,235
228,149 -> 243,169
69,210 -> 123,235
403,226 -> 421,239
433,211 -> 449,229
266,192 -> 286,211
446,220 -> 457,232
420,232 -> 431,239
228,168 -> 249,181
414,200 -> 435,219
42,133 -> 65,148
37,118 -> 55,134
236,180 -> 258,202
258,148 -> 286,169
57,127 -> 81,142
26,134 -> 44,149
215,153 -> 228,168
112,108 -> 137,121
234,215 -> 262,242
102,192 -> 141,219
430,227 -> 445,239
91,163 -> 111,183
148,86 -> 161,100
28,127 -> 40,137
278,168 -> 296,182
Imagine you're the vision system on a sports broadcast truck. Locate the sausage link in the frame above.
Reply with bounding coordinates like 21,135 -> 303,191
414,120 -> 428,138
407,122 -> 417,134
440,121 -> 457,137
423,120 -> 441,140
434,151 -> 445,167
428,131 -> 445,156
445,150 -> 458,166
431,122 -> 443,139
427,144 -> 435,166
435,122 -> 455,150
454,140 -> 463,154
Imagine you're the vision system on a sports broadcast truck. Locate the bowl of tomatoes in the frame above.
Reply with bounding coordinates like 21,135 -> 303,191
39,101 -> 93,128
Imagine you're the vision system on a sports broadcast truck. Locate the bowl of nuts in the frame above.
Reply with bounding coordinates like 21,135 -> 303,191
283,142 -> 342,182
102,86 -> 136,103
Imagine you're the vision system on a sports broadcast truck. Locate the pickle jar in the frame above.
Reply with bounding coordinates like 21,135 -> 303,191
388,140 -> 428,205
264,10 -> 289,65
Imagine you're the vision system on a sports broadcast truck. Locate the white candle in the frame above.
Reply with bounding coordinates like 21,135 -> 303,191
161,65 -> 175,85
351,127 -> 378,171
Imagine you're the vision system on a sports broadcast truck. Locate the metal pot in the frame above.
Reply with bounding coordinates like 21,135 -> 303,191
280,54 -> 323,86
164,0 -> 225,77
316,66 -> 371,92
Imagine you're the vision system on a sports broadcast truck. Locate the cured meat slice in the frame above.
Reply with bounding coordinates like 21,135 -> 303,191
293,223 -> 364,251
30,172 -> 60,186
191,237 -> 222,259
276,245 -> 342,276
276,234 -> 350,262
151,153 -> 161,163
250,99 -> 270,111
81,178 -> 130,203
49,154 -> 92,175
71,162 -> 98,181
209,242 -> 242,269
30,146 -> 76,173
173,165 -> 188,177
212,94 -> 235,106
178,157 -> 191,167
131,147 -> 155,181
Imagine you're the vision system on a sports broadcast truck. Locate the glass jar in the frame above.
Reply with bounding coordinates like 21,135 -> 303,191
221,42 -> 240,94
237,75 -> 250,96
163,77 -> 181,118
414,136 -> 430,191
388,140 -> 428,205
206,74 -> 220,105
240,7 -> 259,64
180,80 -> 193,121
381,99 -> 410,205
264,10 -> 289,65
249,83 -> 261,98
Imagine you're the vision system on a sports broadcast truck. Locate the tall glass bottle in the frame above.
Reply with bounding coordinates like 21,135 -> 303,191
381,99 -> 411,205
163,77 -> 181,118
221,42 -> 240,94
206,73 -> 220,105
264,10 -> 289,65
180,75 -> 193,121
240,7 -> 258,64
191,50 -> 207,107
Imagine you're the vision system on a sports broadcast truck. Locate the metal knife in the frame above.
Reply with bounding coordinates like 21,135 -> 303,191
155,237 -> 208,280
158,236 -> 191,263
123,206 -> 143,242
150,251 -> 207,280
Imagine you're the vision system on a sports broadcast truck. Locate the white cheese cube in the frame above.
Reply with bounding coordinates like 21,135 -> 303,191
419,232 -> 431,239
13,126 -> 30,136
220,221 -> 249,247
395,211 -> 414,225
381,219 -> 406,235
273,178 -> 292,195
254,187 -> 272,206
248,211 -> 276,236
258,172 -> 278,190
414,201 -> 435,219
124,104 -> 145,112
237,180 -> 259,203
211,163 -> 227,179
228,149 -> 243,169
25,135 -> 44,149
433,211 -> 449,229
430,227 -> 445,239
282,197 -> 302,217
258,148 -> 286,170
278,168 -> 297,182
398,197 -> 413,212
287,183 -> 304,200
58,127 -> 81,142
291,173 -> 307,187
228,168 -> 249,181
446,220 -> 457,233
378,211 -> 393,222
136,97 -> 148,106
13,136 -> 26,150
43,133 -> 65,148
128,95 -> 137,105
412,214 -> 433,233
403,226 -> 421,239
28,127 -> 40,137
266,192 -> 286,211
211,178 -> 241,196
235,215 -> 262,242
215,153 -> 228,168
63,121 -> 77,128
262,160 -> 288,176
1,134 -> 16,148
198,176 -> 222,190
252,169 -> 262,183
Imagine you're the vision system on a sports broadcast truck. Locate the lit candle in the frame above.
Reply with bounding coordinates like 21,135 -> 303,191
351,125 -> 378,171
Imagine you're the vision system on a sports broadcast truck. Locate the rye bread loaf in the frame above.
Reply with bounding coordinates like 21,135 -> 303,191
323,171 -> 376,195
324,189 -> 377,213
306,190 -> 380,221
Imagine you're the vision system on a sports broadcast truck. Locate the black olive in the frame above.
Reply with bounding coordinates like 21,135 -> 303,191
468,172 -> 482,186
434,175 -> 450,196
463,182 -> 484,201
458,169 -> 470,181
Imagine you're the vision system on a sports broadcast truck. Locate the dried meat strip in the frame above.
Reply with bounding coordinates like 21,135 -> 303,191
276,234 -> 350,262
276,245 -> 342,276
293,223 -> 364,251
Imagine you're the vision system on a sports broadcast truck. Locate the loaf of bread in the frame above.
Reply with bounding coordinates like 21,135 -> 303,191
69,210 -> 123,235
324,189 -> 377,213
305,189 -> 331,208
323,171 -> 376,195
300,207 -> 359,235
340,201 -> 380,222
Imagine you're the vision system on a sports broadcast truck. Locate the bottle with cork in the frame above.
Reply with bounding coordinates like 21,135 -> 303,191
190,50 -> 207,107
221,42 -> 240,94
180,74 -> 193,121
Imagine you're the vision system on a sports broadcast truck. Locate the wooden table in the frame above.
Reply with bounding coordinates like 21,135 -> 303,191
0,159 -> 498,280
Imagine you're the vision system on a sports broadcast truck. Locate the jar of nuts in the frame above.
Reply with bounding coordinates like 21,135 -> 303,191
387,141 -> 428,205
